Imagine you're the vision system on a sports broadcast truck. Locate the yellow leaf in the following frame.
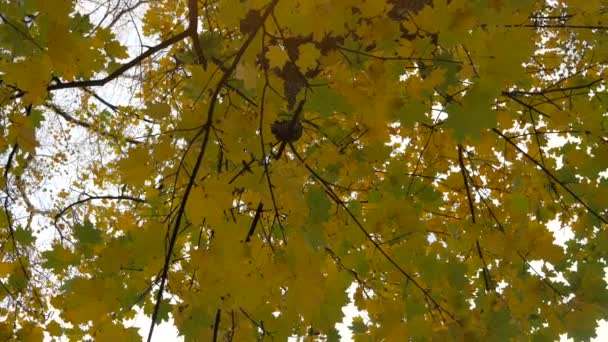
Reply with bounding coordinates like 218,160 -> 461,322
35,0 -> 72,19
0,262 -> 14,276
2,56 -> 52,104
144,102 -> 171,120
217,0 -> 250,28
185,185 -> 207,226
46,321 -> 62,337
43,5 -> 103,80
236,61 -> 258,91
154,138 -> 174,161
358,0 -> 386,17
47,25 -> 79,80
185,179 -> 233,228
117,147 -> 152,187
266,45 -> 289,69
104,40 -> 129,59
57,277 -> 122,325
296,43 -> 320,71
95,322 -> 140,341
116,213 -> 137,232
181,63 -> 218,101
8,115 -> 37,154
18,322 -> 44,342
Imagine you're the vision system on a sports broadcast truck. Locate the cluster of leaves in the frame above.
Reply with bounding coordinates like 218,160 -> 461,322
0,0 -> 607,341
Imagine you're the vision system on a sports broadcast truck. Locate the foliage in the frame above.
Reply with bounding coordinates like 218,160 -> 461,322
0,0 -> 607,341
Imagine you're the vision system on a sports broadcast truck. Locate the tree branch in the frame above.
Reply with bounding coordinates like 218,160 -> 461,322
290,143 -> 461,326
54,195 -> 146,223
146,1 -> 280,340
45,103 -> 142,145
457,144 -> 476,223
493,128 -> 607,225
188,0 -> 208,69
212,309 -> 221,342
47,31 -> 190,91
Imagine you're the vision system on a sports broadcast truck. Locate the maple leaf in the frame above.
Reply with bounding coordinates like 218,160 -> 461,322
0,0 -> 607,341
266,45 -> 290,69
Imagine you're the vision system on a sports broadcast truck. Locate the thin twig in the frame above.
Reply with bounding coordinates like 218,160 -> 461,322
146,2 -> 280,340
493,128 -> 607,224
457,145 -> 476,223
289,143 -> 461,325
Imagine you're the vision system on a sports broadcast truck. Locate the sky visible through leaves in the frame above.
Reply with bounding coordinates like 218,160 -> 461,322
0,0 -> 608,341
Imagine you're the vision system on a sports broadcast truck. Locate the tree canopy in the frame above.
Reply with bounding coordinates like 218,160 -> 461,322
0,0 -> 607,340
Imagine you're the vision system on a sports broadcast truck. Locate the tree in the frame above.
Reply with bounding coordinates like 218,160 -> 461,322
0,0 -> 607,340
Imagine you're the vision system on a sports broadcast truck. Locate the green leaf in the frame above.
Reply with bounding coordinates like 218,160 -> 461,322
303,222 -> 326,248
306,187 -> 331,224
556,167 -> 577,184
570,261 -> 608,305
30,109 -> 45,128
307,86 -> 352,117
143,299 -> 172,324
349,316 -> 368,334
176,304 -> 216,340
511,193 -> 529,214
326,328 -> 342,342
74,221 -> 102,256
144,102 -> 171,120
446,83 -> 497,141
13,226 -> 35,247
565,307 -> 600,342
434,52 -> 462,91
485,305 -> 515,341
392,99 -> 429,127
8,266 -> 28,292
70,13 -> 94,34
446,259 -> 467,290
367,189 -> 382,202
41,243 -> 78,272
73,220 -> 102,245
198,31 -> 224,60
